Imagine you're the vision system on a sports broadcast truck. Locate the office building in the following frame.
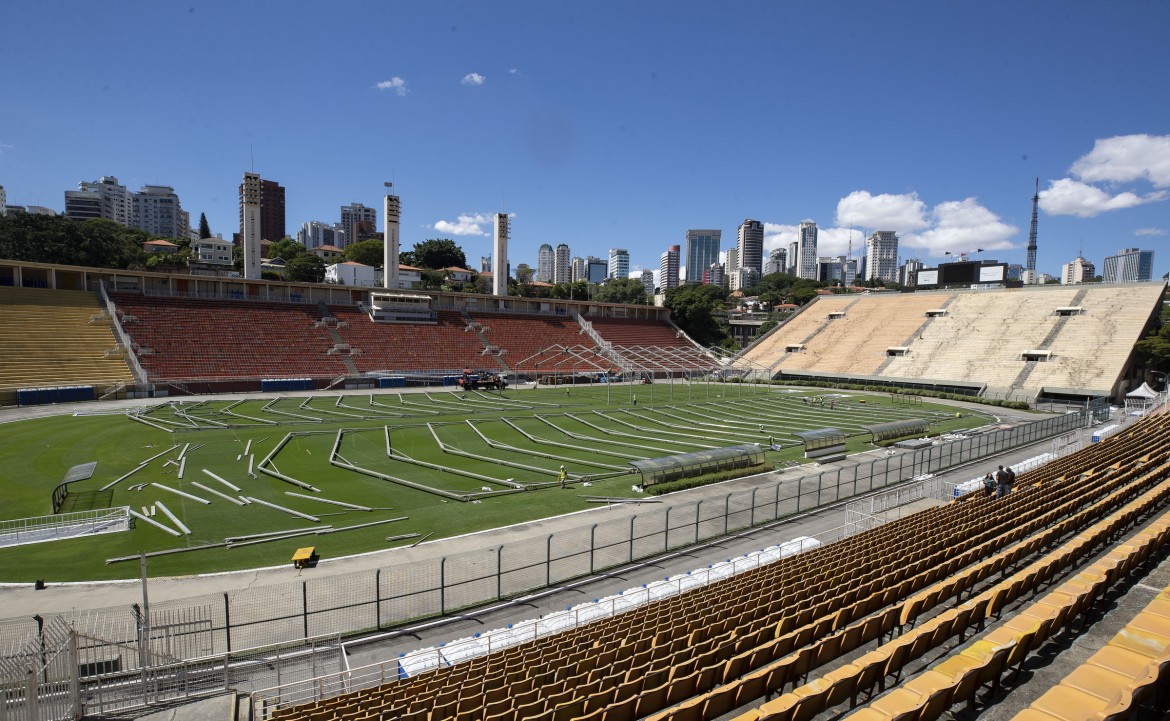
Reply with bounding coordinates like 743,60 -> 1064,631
571,256 -> 587,282
0,185 -> 6,216
492,213 -> 509,296
797,221 -> 818,279
1101,248 -> 1155,283
64,176 -> 132,225
736,220 -> 764,277
132,185 -> 188,239
339,203 -> 377,248
788,242 -> 799,275
554,243 -> 572,284
865,231 -> 899,283
659,245 -> 681,291
480,256 -> 492,273
536,244 -> 555,282
764,247 -> 787,276
900,258 -> 924,287
297,221 -> 339,250
586,256 -> 608,284
685,229 -> 721,285
726,248 -> 738,277
640,269 -> 655,296
608,248 -> 630,280
1061,257 -> 1095,285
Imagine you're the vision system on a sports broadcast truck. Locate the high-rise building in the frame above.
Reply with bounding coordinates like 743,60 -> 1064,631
236,176 -> 285,242
685,229 -> 721,285
1060,257 -> 1095,285
865,231 -> 899,283
659,245 -> 681,291
64,176 -> 132,225
0,185 -> 7,217
900,258 -> 924,287
554,243 -> 572,284
297,221 -> 337,250
729,267 -> 757,292
240,173 -> 262,280
764,247 -> 787,276
536,244 -> 555,282
797,221 -> 818,280
608,248 -> 630,280
480,256 -> 492,273
725,248 -> 738,276
492,213 -> 509,296
1101,248 -> 1155,283
704,262 -> 725,287
383,184 -> 401,290
571,256 -> 587,282
737,220 -> 764,277
787,241 -> 799,275
586,256 -> 608,284
339,203 -> 377,248
132,185 -> 188,239
640,269 -> 655,296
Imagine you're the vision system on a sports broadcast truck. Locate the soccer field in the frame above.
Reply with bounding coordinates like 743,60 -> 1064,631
0,383 -> 993,581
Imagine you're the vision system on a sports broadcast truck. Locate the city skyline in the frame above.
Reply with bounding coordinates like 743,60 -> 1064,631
1,3 -> 1168,281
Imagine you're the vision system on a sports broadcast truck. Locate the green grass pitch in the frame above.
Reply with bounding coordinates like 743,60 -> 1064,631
0,384 -> 996,581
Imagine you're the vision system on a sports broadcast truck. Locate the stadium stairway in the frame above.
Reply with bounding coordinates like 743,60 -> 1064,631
257,412 -> 1170,721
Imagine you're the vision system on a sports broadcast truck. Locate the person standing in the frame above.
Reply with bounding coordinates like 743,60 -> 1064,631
995,465 -> 1009,499
559,465 -> 568,489
1003,467 -> 1016,497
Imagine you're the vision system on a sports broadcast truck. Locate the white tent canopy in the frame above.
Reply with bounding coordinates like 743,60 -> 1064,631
1127,382 -> 1159,399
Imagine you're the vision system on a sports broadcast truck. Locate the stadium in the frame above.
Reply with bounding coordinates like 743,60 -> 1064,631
0,258 -> 1168,721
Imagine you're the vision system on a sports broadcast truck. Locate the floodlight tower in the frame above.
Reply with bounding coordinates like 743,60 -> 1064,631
1026,177 -> 1039,274
383,182 -> 400,290
492,213 -> 509,297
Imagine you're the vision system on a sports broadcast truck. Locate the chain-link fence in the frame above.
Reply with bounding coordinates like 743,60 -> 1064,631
0,405 -> 1093,678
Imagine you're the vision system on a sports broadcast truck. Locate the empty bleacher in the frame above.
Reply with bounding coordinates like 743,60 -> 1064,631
257,411 -> 1170,721
330,307 -> 487,373
111,293 -> 348,381
741,284 -> 1164,399
0,286 -> 133,391
470,312 -> 599,371
589,317 -> 694,350
775,293 -> 948,376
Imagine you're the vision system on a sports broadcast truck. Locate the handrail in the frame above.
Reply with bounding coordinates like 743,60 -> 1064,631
99,281 -> 149,385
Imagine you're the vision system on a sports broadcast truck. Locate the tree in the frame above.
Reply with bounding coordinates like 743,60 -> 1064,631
285,253 -> 325,283
664,284 -> 731,346
593,277 -> 649,305
345,239 -> 384,267
268,237 -> 306,262
198,213 -> 211,239
407,238 -> 467,271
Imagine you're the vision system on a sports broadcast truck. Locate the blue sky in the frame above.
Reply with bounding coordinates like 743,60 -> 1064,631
1,1 -> 1168,280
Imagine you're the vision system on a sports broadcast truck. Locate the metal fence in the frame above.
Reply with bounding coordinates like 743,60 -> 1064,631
0,405 -> 1092,677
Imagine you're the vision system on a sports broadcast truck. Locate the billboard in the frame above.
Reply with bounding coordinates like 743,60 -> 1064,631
917,269 -> 939,286
979,265 -> 1006,282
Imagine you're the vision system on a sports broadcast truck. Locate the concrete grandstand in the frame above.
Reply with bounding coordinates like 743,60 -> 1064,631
740,283 -> 1166,402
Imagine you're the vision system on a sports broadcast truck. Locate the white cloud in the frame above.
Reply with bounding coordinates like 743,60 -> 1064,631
509,68 -> 520,75
1135,227 -> 1167,237
834,191 -> 929,232
375,77 -> 408,96
1039,178 -> 1167,218
433,213 -> 491,236
461,73 -> 486,86
904,198 -> 1017,256
1070,133 -> 1170,188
